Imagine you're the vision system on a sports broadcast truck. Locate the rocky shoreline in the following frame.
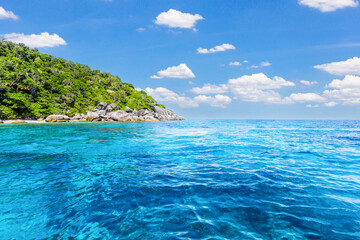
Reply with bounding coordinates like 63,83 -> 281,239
0,102 -> 184,124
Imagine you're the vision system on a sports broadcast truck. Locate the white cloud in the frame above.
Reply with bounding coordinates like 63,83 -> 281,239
260,61 -> 272,67
249,61 -> 272,69
190,83 -> 228,94
145,87 -> 198,108
314,57 -> 360,76
284,93 -> 326,103
151,64 -> 195,79
0,6 -> 18,20
323,75 -> 360,105
155,9 -> 203,30
147,73 -> 352,108
306,104 -> 320,108
136,27 -> 146,32
300,80 -> 318,86
197,43 -> 235,54
186,74 -> 333,107
229,61 -> 241,66
228,73 -> 294,90
249,65 -> 259,69
4,32 -> 67,48
243,60 -> 249,63
324,101 -> 338,107
326,74 -> 360,88
299,0 -> 358,12
227,73 -> 295,103
194,95 -> 232,108
145,87 -> 231,108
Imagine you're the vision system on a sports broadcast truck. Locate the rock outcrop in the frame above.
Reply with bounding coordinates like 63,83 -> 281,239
154,106 -> 184,121
44,103 -> 184,122
72,114 -> 85,120
45,115 -> 71,122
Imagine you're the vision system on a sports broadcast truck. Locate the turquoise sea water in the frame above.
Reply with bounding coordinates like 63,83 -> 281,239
0,120 -> 360,239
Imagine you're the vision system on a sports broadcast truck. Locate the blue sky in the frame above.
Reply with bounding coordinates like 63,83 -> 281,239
1,0 -> 360,119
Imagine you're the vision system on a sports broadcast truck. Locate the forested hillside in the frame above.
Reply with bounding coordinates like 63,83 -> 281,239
0,40 -> 162,119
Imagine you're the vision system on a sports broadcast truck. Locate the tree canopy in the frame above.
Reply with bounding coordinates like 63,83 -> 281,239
0,40 -> 163,119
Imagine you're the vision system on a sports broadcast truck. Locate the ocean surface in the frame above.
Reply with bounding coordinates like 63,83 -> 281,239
0,120 -> 360,239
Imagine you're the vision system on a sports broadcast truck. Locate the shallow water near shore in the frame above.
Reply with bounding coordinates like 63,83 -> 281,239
1,120 -> 360,239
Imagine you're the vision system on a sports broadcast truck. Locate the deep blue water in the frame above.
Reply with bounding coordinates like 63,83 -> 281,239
0,120 -> 360,239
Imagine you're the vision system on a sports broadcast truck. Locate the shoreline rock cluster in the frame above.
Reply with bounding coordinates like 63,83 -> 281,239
44,102 -> 184,123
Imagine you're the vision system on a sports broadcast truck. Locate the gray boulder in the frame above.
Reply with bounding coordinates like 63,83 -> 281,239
71,114 -> 84,120
98,110 -> 106,117
86,111 -> 100,121
124,107 -> 133,113
95,102 -> 108,111
108,111 -> 133,121
106,104 -> 116,113
137,109 -> 145,116
141,114 -> 159,121
154,106 -> 184,120
137,109 -> 151,117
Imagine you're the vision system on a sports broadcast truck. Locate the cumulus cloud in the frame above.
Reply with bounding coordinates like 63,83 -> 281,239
155,9 -> 203,30
151,64 -> 195,79
4,32 -> 67,48
283,93 -> 326,103
229,61 -> 241,66
190,83 -> 228,94
324,101 -> 338,107
147,73 -> 360,108
197,43 -> 235,54
300,80 -> 318,86
194,95 -> 232,108
186,73 -> 332,107
299,0 -> 358,12
147,73 -> 346,108
0,6 -> 18,20
228,73 -> 294,90
145,87 -> 231,108
326,74 -> 360,88
323,75 -> 360,105
314,57 -> 360,76
227,73 -> 295,103
145,87 -> 198,108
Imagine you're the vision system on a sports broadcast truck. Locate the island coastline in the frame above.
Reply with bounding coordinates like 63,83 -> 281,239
0,102 -> 184,124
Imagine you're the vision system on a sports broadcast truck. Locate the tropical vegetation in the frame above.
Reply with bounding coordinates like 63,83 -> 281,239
0,40 -> 163,119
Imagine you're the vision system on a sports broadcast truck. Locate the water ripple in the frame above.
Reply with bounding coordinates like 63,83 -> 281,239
0,120 -> 360,239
